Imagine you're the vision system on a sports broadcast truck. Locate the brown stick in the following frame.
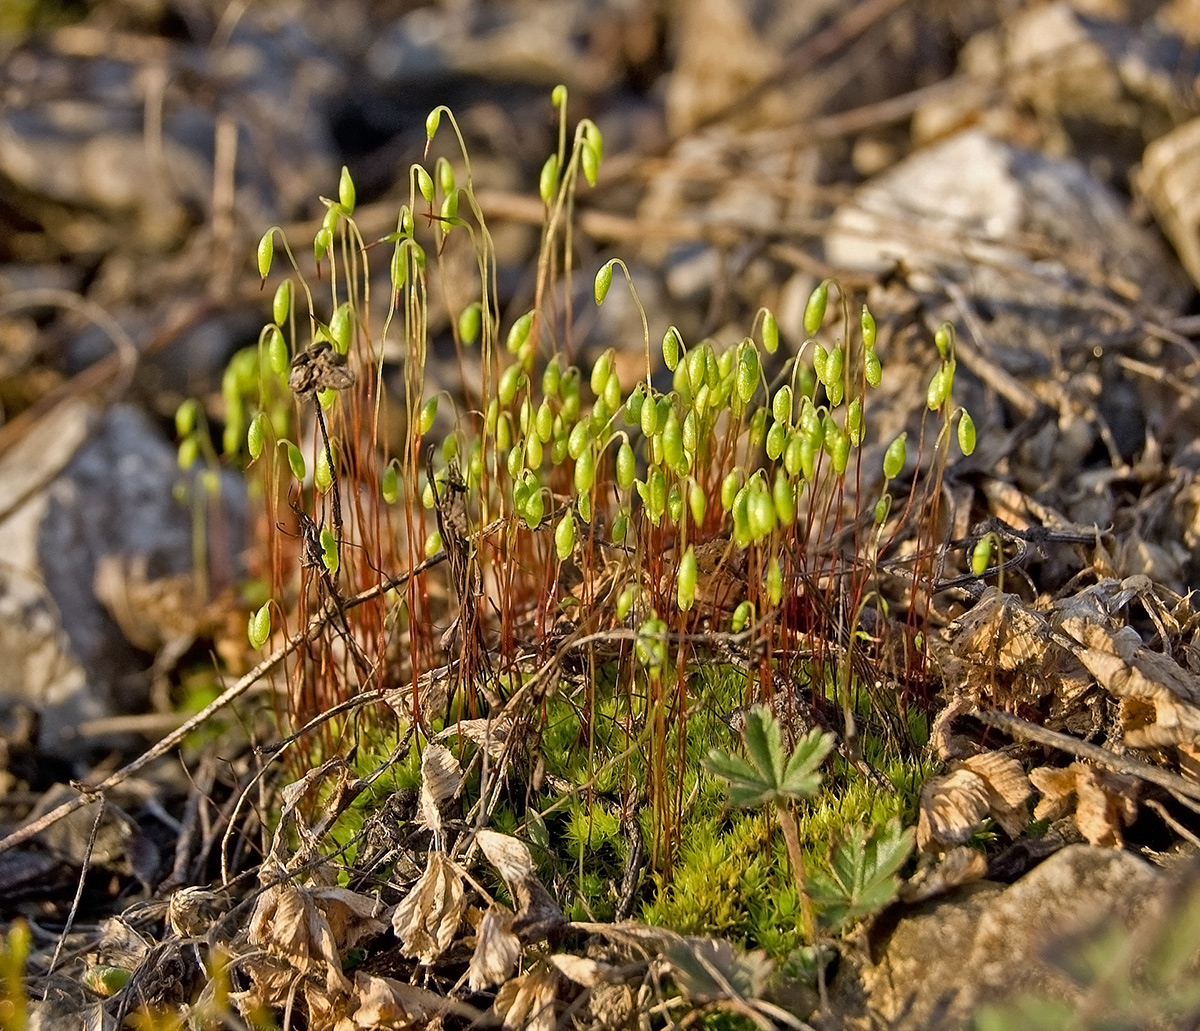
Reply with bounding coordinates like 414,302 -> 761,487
974,708 -> 1200,804
0,554 -> 443,858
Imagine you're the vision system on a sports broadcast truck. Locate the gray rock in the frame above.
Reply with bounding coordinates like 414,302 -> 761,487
822,844 -> 1165,1031
0,403 -> 245,756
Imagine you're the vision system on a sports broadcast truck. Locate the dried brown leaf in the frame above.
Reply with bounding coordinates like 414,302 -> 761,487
392,852 -> 465,963
417,744 -> 463,836
1058,602 -> 1200,747
167,887 -> 225,938
477,829 -> 535,884
477,829 -> 565,942
930,695 -> 977,761
468,905 -> 522,991
917,768 -> 991,851
1074,766 -> 1138,847
1029,765 -> 1079,822
548,953 -> 610,987
951,588 -> 1052,672
962,751 -> 1033,837
494,965 -> 560,1031
900,846 -> 988,903
438,717 -> 512,758
345,972 -> 456,1029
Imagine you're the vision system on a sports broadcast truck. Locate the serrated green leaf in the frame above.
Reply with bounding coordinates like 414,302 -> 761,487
809,819 -> 913,929
740,706 -> 785,789
779,729 -> 835,798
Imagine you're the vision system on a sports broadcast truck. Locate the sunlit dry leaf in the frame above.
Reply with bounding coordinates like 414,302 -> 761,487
962,751 -> 1032,837
477,829 -> 535,884
417,744 -> 463,837
1029,762 -> 1139,846
271,759 -> 355,860
1029,765 -> 1079,822
1179,742 -> 1200,782
468,905 -> 522,991
548,953 -> 610,987
494,964 -> 560,1031
392,852 -> 465,963
250,885 -> 345,994
917,768 -> 990,851
950,588 -> 1052,672
346,972 -> 454,1029
930,695 -> 977,761
438,717 -> 512,758
97,916 -> 151,968
477,829 -> 565,942
899,846 -> 988,903
1058,600 -> 1200,747
167,887 -> 225,938
1074,766 -> 1138,848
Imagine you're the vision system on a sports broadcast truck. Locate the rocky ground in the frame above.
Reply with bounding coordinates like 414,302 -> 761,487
6,1 -> 1200,1029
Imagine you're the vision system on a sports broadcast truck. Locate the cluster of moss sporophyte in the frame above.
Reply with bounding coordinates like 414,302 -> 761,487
174,86 -> 979,960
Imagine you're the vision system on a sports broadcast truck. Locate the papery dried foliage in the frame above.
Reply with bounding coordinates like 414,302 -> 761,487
468,905 -> 522,991
900,846 -> 988,903
338,972 -> 468,1031
247,873 -> 386,993
167,887 -> 226,938
917,754 -> 1032,851
918,768 -> 991,851
1057,590 -> 1200,748
494,962 -> 561,1031
477,829 -> 565,942
392,851 -> 465,963
1030,762 -> 1139,846
961,751 -> 1033,837
417,743 -> 464,837
244,871 -> 386,1015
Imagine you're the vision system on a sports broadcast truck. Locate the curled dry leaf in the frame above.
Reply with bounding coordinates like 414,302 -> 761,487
167,887 -> 225,938
245,879 -> 386,1017
919,751 -> 1033,851
961,751 -> 1032,837
477,829 -> 565,943
417,743 -> 464,837
477,829 -> 535,884
917,768 -> 991,851
930,695 -> 978,761
1030,762 -> 1139,846
548,953 -> 610,987
1058,612 -> 1200,747
438,717 -> 512,759
468,905 -> 522,991
392,851 -> 465,964
345,972 -> 459,1030
494,963 -> 560,1031
899,846 -> 988,903
951,588 -> 1054,673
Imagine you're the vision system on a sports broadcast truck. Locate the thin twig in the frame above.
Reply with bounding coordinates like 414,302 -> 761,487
0,555 -> 443,858
973,708 -> 1200,803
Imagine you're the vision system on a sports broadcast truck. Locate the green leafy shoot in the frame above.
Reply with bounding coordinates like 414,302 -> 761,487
807,818 -> 914,930
704,707 -> 834,809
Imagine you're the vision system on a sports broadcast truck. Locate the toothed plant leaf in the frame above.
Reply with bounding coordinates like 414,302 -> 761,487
704,707 -> 834,809
807,819 -> 914,930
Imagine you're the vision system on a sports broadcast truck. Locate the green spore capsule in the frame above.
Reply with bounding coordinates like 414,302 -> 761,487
555,511 -> 575,560
883,432 -> 907,479
861,305 -> 876,350
248,602 -> 272,649
958,410 -> 977,455
804,280 -> 829,336
677,545 -> 697,611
